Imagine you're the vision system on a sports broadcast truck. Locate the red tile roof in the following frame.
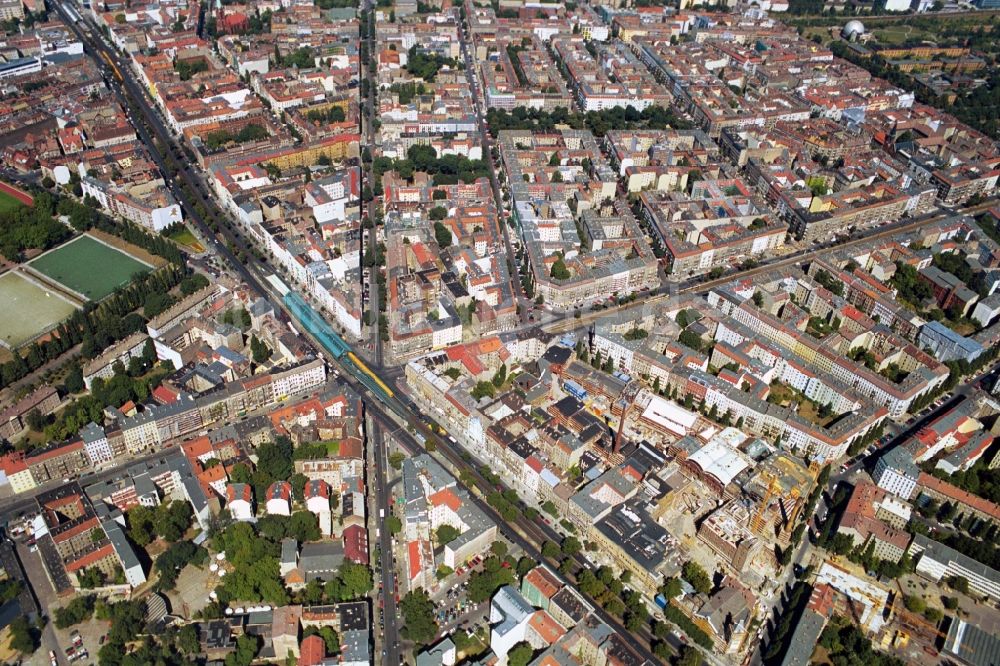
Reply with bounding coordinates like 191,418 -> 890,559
226,483 -> 252,503
428,488 -> 462,512
918,472 -> 1000,521
528,610 -> 565,645
407,540 -> 425,581
343,524 -> 368,564
523,567 -> 561,600
152,385 -> 179,404
65,543 -> 115,573
297,635 -> 325,666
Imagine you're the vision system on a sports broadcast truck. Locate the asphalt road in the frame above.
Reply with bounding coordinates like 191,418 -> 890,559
369,417 -> 401,665
0,445 -> 188,526
540,199 -> 997,336
457,15 -> 531,324
359,1 -> 383,370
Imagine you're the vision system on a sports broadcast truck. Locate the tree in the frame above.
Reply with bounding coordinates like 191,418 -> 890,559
429,206 -> 448,221
127,505 -> 157,547
550,257 -> 570,280
949,575 -> 970,594
54,595 -> 95,628
291,473 -> 309,502
904,595 -> 925,614
230,462 -> 252,484
25,408 -> 45,431
541,540 -> 561,560
335,561 -> 373,600
8,617 -> 37,655
467,557 -> 515,602
155,541 -> 206,590
682,561 -> 712,595
604,597 -> 626,616
491,541 -> 509,558
677,645 -> 703,666
64,362 -> 85,393
561,536 -> 581,556
400,590 -> 438,645
177,624 -> 200,654
492,363 -> 507,388
516,556 -> 535,580
436,524 -> 461,546
225,634 -> 260,666
679,329 -> 704,352
155,500 -> 193,542
471,381 -> 496,401
662,577 -> 682,599
434,221 -> 452,248
287,511 -> 322,543
180,273 -> 210,296
250,335 -> 272,364
386,515 -> 402,534
79,567 -> 106,589
508,642 -> 534,666
303,625 -> 340,654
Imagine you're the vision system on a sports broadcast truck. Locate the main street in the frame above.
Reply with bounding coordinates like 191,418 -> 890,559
456,10 -> 532,324
541,198 -> 996,336
367,417 -> 401,665
0,445 -> 192,525
357,8 -> 400,659
359,1 -> 383,369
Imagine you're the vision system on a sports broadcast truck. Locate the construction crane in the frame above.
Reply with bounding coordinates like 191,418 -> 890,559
750,473 -> 803,539
613,381 -> 642,453
751,479 -> 777,536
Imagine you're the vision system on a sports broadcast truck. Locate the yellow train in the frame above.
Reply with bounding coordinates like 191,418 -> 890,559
347,351 -> 395,399
100,51 -> 123,82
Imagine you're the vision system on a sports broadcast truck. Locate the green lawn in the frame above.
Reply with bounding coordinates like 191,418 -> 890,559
166,224 -> 206,252
0,189 -> 24,215
872,25 -> 918,45
29,234 -> 151,301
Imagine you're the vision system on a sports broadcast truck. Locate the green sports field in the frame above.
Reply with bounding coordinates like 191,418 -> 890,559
0,271 -> 79,348
28,234 -> 151,301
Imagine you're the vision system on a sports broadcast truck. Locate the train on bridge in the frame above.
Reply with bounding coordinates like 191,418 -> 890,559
283,291 -> 395,402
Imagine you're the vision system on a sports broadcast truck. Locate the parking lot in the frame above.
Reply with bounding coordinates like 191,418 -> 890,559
428,545 -> 523,640
434,580 -> 488,636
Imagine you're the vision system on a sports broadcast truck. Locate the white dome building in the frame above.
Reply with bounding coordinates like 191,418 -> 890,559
842,20 -> 866,40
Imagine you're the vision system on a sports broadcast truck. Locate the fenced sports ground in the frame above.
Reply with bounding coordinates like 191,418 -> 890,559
27,233 -> 152,302
0,271 -> 80,349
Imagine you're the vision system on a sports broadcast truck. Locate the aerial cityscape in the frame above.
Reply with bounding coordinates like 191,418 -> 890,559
0,0 -> 998,664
